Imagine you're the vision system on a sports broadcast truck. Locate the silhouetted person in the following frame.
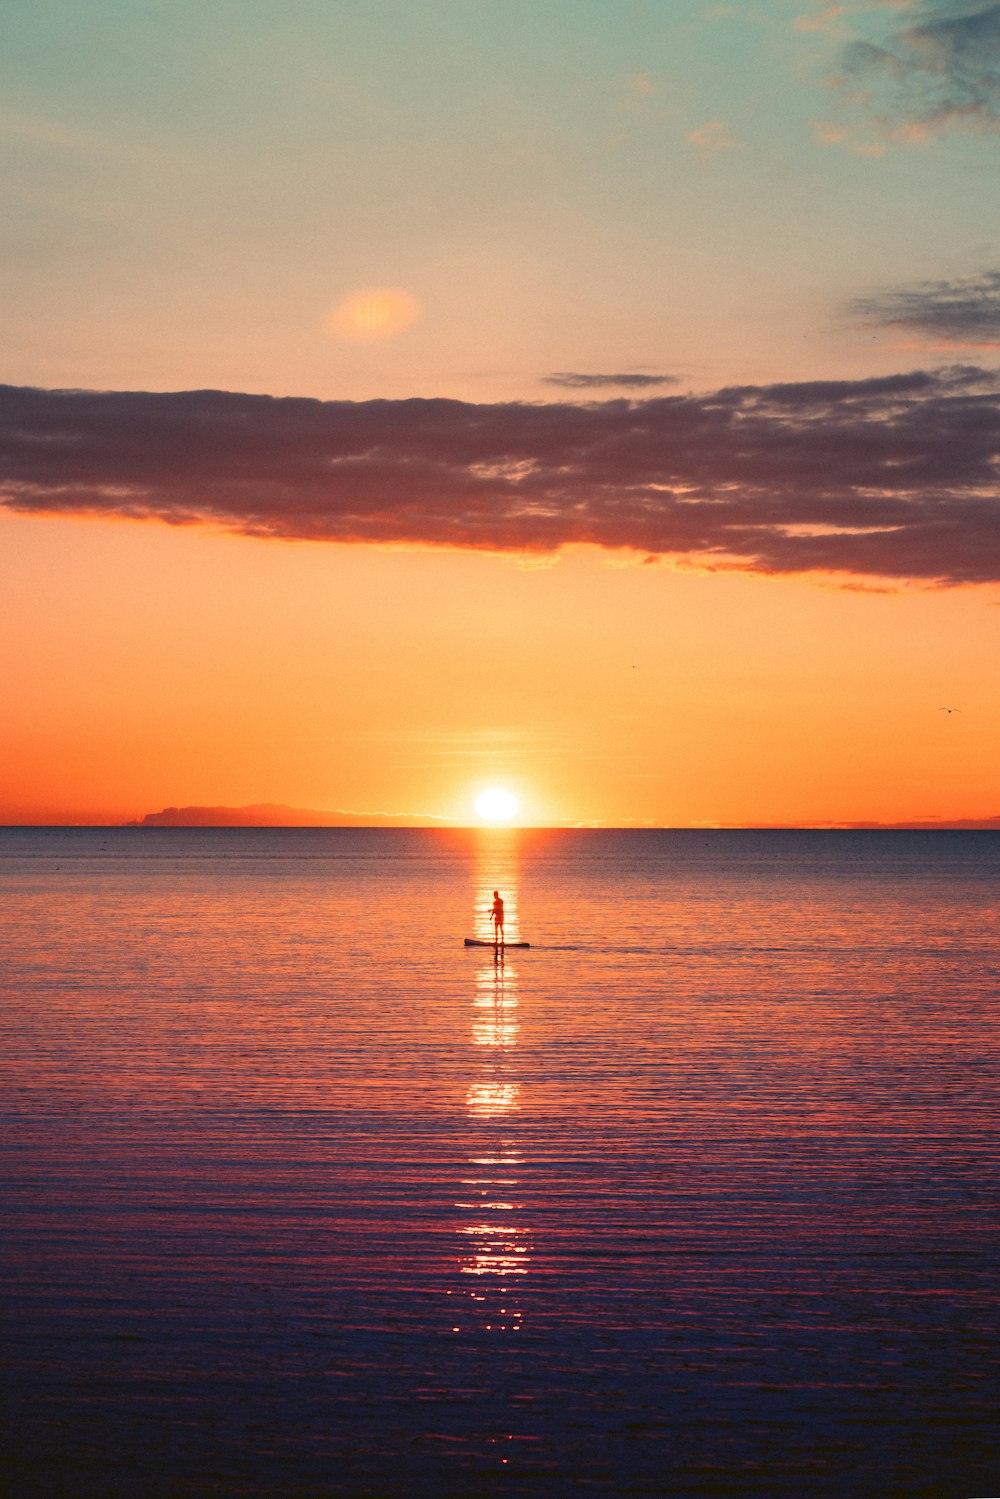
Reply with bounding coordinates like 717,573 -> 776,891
490,890 -> 505,946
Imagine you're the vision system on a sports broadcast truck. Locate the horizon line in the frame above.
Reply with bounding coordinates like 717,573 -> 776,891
2,820 -> 999,833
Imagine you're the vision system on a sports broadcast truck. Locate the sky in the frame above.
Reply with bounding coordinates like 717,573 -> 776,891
1,0 -> 999,826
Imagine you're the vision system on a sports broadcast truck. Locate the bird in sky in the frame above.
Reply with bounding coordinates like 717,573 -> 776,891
939,707 -> 962,714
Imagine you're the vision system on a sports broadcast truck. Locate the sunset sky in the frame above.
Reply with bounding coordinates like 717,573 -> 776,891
2,0 -> 999,826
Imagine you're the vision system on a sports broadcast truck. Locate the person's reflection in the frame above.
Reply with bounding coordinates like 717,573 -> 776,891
455,942 -> 530,1333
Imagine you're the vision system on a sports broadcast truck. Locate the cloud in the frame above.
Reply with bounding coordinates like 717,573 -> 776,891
811,114 -> 888,153
849,267 -> 1000,345
687,119 -> 739,156
795,5 -> 851,36
2,368 -> 999,585
812,117 -> 852,144
833,2 -> 1000,137
543,372 -> 679,390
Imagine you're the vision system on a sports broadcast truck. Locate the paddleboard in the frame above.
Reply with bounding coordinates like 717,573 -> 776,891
464,937 -> 530,949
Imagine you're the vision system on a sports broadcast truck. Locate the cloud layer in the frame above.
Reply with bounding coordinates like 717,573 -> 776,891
543,372 -> 678,390
837,2 -> 1000,136
2,369 -> 999,584
850,267 -> 1000,345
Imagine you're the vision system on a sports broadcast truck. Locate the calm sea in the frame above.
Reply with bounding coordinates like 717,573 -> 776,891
1,827 -> 997,1499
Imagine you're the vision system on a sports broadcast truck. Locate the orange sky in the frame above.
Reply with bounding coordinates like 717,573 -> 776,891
2,506 -> 997,826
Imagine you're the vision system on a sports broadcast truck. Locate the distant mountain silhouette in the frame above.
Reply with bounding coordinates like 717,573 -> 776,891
125,805 -> 1000,830
129,803 -> 454,828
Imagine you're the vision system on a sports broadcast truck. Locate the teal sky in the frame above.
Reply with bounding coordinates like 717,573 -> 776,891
4,0 -> 998,400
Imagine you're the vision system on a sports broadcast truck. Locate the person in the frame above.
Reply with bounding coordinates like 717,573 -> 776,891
489,890 -> 505,946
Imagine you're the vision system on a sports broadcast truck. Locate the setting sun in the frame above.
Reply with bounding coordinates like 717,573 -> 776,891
474,787 -> 519,824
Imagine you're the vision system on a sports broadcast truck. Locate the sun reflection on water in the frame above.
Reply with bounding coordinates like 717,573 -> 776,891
471,962 -> 520,1051
454,835 -> 531,1335
466,1079 -> 520,1116
472,830 -> 523,946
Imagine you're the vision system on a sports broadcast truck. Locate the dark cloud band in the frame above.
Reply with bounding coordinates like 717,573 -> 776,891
543,372 -> 678,389
849,269 -> 1000,345
837,2 -> 1000,135
1,368 -> 999,585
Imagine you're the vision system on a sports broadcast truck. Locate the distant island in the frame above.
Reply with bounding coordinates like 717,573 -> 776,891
126,803 -> 457,828
124,805 -> 1000,830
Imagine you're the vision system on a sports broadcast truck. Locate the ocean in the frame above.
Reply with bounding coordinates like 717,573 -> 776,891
1,827 -> 997,1498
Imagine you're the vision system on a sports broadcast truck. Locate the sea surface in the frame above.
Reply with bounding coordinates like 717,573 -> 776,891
0,827 -> 997,1499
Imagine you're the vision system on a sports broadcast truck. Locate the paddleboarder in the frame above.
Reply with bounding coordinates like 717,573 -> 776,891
489,890 -> 505,946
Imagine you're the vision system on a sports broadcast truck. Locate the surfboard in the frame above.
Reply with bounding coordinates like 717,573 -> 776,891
464,937 -> 531,949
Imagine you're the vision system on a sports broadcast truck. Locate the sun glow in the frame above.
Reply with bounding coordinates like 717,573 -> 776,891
475,787 -> 519,824
328,287 -> 421,341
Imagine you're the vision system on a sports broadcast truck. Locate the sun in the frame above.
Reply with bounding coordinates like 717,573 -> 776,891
475,787 -> 519,824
